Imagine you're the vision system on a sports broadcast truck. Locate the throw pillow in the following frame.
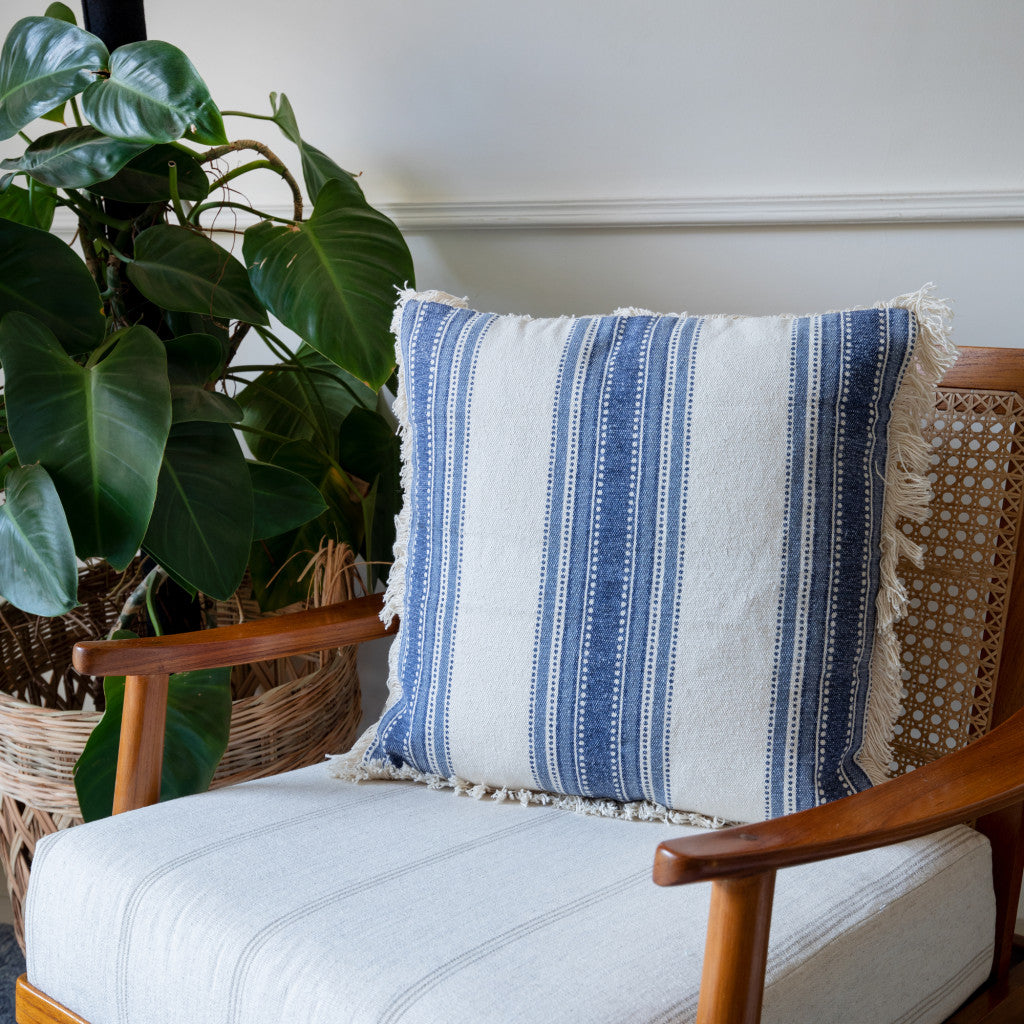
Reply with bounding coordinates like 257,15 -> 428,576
331,287 -> 956,824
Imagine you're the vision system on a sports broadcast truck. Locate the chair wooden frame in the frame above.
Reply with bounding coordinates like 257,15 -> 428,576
15,346 -> 1024,1024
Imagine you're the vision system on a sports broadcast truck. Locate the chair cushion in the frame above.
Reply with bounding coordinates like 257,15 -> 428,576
338,288 -> 957,822
26,766 -> 993,1024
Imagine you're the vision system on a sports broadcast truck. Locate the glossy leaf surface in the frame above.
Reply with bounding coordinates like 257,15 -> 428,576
74,661 -> 232,821
128,224 -> 268,326
243,178 -> 413,388
0,180 -> 56,229
0,463 -> 78,616
164,331 -> 238,423
237,345 -> 374,463
249,460 -> 327,540
338,405 -> 400,587
0,125 -> 147,188
0,16 -> 107,140
249,439 -> 360,609
0,218 -> 104,353
0,315 -> 171,567
269,92 -> 364,203
82,40 -> 227,145
143,420 -> 252,600
44,4 -> 76,24
90,143 -> 209,202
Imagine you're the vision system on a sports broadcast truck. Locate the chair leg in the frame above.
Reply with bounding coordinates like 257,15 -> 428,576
696,870 -> 776,1024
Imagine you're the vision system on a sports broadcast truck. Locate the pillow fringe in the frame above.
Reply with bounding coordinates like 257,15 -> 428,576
381,288 -> 468,630
326,753 -> 728,829
857,284 -> 958,783
351,285 -> 955,812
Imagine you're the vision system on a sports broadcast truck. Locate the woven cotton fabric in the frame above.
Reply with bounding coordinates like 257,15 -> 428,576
25,767 -> 994,1024
340,291 -> 955,823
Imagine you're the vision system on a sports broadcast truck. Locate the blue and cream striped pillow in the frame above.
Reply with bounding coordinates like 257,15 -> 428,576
333,288 -> 956,824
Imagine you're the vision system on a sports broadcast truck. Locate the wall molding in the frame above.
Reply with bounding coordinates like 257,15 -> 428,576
50,189 -> 1024,240
380,190 -> 1024,231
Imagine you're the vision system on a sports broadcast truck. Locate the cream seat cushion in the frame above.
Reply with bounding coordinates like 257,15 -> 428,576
26,765 -> 993,1024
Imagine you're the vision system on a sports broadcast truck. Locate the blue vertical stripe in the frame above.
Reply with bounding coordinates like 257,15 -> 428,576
371,296 -> 921,822
766,317 -> 810,817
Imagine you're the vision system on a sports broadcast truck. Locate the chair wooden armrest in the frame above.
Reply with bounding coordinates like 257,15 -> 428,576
72,592 -> 394,676
654,706 -> 1024,885
653,709 -> 1024,1024
69,593 -> 395,817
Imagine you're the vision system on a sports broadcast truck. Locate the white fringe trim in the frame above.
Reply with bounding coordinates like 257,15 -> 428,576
345,285 -> 956,817
381,288 -> 468,631
856,284 -> 958,782
326,753 -> 728,828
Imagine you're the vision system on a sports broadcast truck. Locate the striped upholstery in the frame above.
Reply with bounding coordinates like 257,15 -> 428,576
341,290 -> 956,822
25,767 -> 993,1024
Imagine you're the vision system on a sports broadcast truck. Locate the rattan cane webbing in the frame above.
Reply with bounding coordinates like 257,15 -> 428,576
0,543 -> 363,950
890,388 -> 1024,775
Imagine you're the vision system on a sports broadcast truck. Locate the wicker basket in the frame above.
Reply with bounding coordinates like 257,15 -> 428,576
0,543 -> 363,951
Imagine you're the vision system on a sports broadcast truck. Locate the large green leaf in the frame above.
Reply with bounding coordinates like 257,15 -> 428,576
338,405 -> 400,588
248,460 -> 327,540
0,16 -> 108,140
0,218 -> 104,353
237,345 -> 375,463
0,463 -> 78,616
44,4 -> 77,24
0,125 -> 148,188
243,179 -> 413,388
0,315 -> 171,567
142,420 -> 252,600
128,224 -> 268,326
248,439 -> 361,609
89,143 -> 209,203
81,40 -> 227,146
164,332 -> 227,382
164,331 -> 239,424
74,662 -> 232,821
269,92 -> 364,204
0,179 -> 56,229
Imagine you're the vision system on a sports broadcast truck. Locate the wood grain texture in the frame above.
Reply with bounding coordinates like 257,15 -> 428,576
695,872 -> 775,1024
653,706 -> 1024,886
72,594 -> 393,676
943,347 -> 1024,395
15,976 -> 89,1024
111,674 -> 168,815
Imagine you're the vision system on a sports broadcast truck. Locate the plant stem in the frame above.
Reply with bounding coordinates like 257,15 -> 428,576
70,96 -> 83,127
84,329 -> 124,369
208,159 -> 280,192
63,188 -> 132,230
145,572 -> 164,636
220,110 -> 277,122
234,423 -> 362,503
253,325 -> 296,363
189,200 -> 295,226
227,321 -> 251,363
167,160 -> 188,225
224,373 -> 327,439
97,236 -> 134,263
17,131 -> 31,144
73,212 -> 105,292
200,139 -> 302,220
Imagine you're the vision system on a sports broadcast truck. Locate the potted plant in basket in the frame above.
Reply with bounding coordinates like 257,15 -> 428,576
0,3 -> 412,821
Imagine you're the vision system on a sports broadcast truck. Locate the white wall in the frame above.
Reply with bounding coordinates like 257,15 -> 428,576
3,0 -> 1023,346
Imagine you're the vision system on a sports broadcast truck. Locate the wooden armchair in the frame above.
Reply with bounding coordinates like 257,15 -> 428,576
15,346 -> 1024,1024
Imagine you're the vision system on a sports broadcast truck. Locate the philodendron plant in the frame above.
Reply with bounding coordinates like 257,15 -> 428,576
0,3 -> 412,622
0,4 -> 413,818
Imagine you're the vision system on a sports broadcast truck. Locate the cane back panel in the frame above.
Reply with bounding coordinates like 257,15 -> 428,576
889,387 -> 1024,775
